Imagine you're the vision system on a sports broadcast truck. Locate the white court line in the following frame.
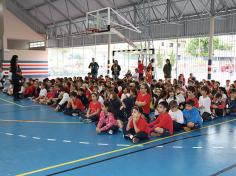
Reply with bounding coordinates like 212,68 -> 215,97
0,97 -> 41,108
5,133 -> 14,136
116,144 -> 131,147
0,97 -> 25,107
173,146 -> 183,149
232,147 -> 236,149
0,104 -> 14,106
32,137 -> 41,140
97,143 -> 109,146
63,140 -> 72,143
18,135 -> 27,138
192,146 -> 203,149
47,139 -> 56,141
156,145 -> 164,148
79,142 -> 90,144
212,146 -> 224,149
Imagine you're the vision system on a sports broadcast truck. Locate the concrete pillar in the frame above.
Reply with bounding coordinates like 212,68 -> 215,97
208,16 -> 215,80
0,0 -> 5,66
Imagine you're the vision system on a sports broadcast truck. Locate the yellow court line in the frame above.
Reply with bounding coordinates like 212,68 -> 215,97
16,118 -> 236,176
0,119 -> 83,124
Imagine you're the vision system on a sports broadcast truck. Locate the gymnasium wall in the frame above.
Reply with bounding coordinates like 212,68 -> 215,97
2,10 -> 48,78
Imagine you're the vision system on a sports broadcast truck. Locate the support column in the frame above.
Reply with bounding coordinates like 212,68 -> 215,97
0,0 -> 5,67
208,16 -> 215,80
107,33 -> 111,75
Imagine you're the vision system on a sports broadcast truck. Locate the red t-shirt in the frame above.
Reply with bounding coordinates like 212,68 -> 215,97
136,93 -> 151,114
89,101 -> 101,114
138,63 -> 144,74
73,98 -> 84,112
129,117 -> 149,135
24,85 -> 35,96
186,97 -> 199,108
149,112 -> 173,135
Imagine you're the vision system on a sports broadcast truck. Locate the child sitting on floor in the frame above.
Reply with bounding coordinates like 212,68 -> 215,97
169,100 -> 184,132
211,93 -> 225,117
64,91 -> 84,116
55,88 -> 70,112
199,86 -> 212,121
149,101 -> 173,137
183,100 -> 203,132
226,88 -> 236,115
83,93 -> 101,123
124,106 -> 149,144
33,83 -> 47,103
186,86 -> 199,108
96,101 -> 119,135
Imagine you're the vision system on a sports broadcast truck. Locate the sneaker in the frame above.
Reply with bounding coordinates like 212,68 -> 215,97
123,134 -> 130,139
183,127 -> 191,132
108,130 -> 113,135
132,137 -> 140,144
72,113 -> 78,117
151,132 -> 161,137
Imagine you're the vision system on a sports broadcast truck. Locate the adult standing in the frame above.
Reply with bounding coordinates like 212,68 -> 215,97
88,58 -> 99,78
111,60 -> 121,80
10,55 -> 22,101
163,59 -> 172,81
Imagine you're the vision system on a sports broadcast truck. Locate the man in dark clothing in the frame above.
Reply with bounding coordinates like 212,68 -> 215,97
111,60 -> 121,80
163,59 -> 172,81
88,58 -> 99,78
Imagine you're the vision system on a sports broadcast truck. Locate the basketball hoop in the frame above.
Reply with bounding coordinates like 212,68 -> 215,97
86,28 -> 100,34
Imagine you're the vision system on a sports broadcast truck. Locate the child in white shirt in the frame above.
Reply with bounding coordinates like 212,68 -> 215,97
169,100 -> 184,131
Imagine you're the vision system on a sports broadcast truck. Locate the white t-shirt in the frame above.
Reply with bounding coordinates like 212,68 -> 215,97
176,94 -> 185,105
169,109 -> 184,124
59,92 -> 69,105
199,96 -> 211,115
166,97 -> 175,104
39,88 -> 47,97
133,73 -> 139,82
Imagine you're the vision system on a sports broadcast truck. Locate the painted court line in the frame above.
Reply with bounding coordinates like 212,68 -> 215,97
79,142 -> 90,145
173,146 -> 183,149
0,97 -> 42,108
18,135 -> 27,138
63,140 -> 72,143
32,137 -> 41,140
97,143 -> 109,146
116,144 -> 131,147
16,118 -> 236,176
192,146 -> 203,149
47,139 -> 56,142
5,133 -> 14,136
0,119 -> 83,124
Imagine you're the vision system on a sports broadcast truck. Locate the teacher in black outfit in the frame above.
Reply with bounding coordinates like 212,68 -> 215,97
163,59 -> 172,82
10,55 -> 22,101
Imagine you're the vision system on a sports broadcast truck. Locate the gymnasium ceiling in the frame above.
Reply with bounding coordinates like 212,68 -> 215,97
5,0 -> 236,39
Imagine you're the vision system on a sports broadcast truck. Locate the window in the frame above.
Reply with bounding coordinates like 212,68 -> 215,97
29,41 -> 45,48
161,42 -> 165,46
169,43 -> 174,47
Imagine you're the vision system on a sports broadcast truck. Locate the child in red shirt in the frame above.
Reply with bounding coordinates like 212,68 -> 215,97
135,83 -> 151,120
124,106 -> 149,144
138,59 -> 144,79
96,101 -> 119,135
186,86 -> 199,108
64,91 -> 84,116
149,101 -> 173,137
83,93 -> 101,123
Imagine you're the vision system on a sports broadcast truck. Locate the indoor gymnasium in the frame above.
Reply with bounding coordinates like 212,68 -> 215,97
0,0 -> 236,175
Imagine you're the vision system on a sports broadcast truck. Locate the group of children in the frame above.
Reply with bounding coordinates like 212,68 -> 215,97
1,69 -> 236,144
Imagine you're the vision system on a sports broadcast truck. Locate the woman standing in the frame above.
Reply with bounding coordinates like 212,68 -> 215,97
10,55 -> 22,101
163,59 -> 172,82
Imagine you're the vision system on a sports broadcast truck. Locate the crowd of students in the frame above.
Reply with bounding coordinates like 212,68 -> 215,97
0,64 -> 236,144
